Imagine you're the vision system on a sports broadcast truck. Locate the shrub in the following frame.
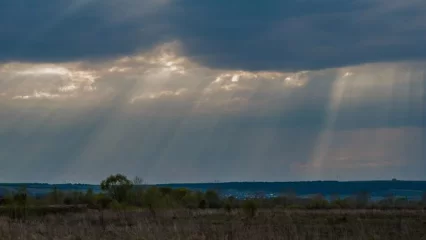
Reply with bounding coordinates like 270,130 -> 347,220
1,193 -> 14,205
225,196 -> 237,210
224,202 -> 232,213
110,200 -> 124,210
83,188 -> 96,205
159,187 -> 173,196
355,191 -> 370,208
242,199 -> 257,217
96,194 -> 113,209
171,188 -> 190,202
394,197 -> 409,209
144,187 -> 159,206
14,193 -> 28,206
330,198 -> 351,209
286,204 -> 305,209
307,195 -> 329,209
182,192 -> 199,209
198,199 -> 207,209
205,190 -> 222,209
127,188 -> 144,207
63,197 -> 73,205
48,187 -> 64,205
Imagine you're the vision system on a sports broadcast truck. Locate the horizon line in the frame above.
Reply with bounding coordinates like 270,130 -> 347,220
1,179 -> 426,186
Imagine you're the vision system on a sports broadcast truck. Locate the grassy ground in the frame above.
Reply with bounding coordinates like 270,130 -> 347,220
0,209 -> 425,240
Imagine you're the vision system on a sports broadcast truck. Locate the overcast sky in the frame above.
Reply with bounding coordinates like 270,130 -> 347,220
0,0 -> 425,183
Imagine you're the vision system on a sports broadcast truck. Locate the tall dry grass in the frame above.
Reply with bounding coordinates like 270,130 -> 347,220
0,209 -> 425,240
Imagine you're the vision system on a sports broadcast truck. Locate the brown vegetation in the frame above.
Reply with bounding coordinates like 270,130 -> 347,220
0,209 -> 425,240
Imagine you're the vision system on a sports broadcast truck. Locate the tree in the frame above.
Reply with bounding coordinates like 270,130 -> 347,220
157,187 -> 173,199
127,177 -> 145,207
84,188 -> 95,205
224,196 -> 236,213
48,187 -> 64,205
14,187 -> 28,206
205,190 -> 221,208
132,176 -> 145,191
100,174 -> 133,203
144,186 -> 163,208
172,188 -> 190,202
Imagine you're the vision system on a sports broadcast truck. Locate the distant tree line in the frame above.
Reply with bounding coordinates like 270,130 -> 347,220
1,174 -> 426,219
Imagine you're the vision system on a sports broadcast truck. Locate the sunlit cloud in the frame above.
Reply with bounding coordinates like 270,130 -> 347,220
0,63 -> 99,101
130,88 -> 188,103
343,72 -> 354,78
0,42 -> 318,113
284,71 -> 309,87
12,91 -> 61,100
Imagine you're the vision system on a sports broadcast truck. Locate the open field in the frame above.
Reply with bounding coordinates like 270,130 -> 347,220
1,209 -> 426,240
1,175 -> 425,239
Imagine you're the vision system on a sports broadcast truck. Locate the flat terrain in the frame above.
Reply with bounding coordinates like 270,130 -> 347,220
1,209 -> 426,240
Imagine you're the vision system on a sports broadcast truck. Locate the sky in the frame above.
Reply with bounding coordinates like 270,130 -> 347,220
0,0 -> 425,183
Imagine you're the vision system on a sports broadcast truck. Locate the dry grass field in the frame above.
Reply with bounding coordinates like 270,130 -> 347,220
1,209 -> 426,240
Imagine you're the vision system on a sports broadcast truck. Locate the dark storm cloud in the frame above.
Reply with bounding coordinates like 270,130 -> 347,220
168,0 -> 426,70
2,0 -> 426,70
0,0 -> 171,62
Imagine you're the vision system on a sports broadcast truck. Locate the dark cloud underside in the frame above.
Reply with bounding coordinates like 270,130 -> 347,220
2,0 -> 426,70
